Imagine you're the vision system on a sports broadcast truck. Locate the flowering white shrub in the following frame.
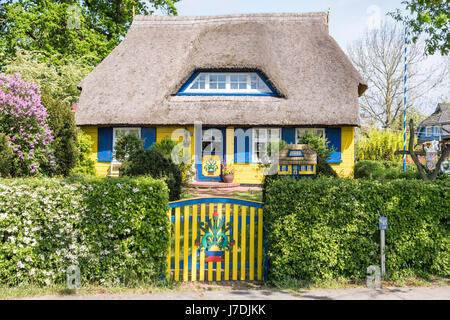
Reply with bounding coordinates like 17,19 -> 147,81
0,177 -> 170,286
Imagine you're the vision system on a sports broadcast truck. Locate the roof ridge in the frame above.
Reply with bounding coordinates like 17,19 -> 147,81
132,12 -> 328,25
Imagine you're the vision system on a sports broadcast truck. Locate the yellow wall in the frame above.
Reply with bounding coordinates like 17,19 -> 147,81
80,126 -> 110,177
330,127 -> 355,178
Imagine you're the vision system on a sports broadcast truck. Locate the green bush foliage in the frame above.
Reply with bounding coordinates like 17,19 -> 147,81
354,160 -> 421,180
0,133 -> 13,177
114,132 -> 144,162
71,129 -> 96,176
42,92 -> 79,176
150,137 -> 194,182
264,177 -> 449,283
297,131 -> 337,177
0,177 -> 170,286
119,149 -> 182,201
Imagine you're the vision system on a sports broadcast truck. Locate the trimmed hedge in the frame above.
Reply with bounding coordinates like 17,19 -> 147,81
0,177 -> 170,286
264,177 -> 449,283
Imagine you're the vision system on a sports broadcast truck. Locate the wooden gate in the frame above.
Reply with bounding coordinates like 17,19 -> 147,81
167,197 -> 267,282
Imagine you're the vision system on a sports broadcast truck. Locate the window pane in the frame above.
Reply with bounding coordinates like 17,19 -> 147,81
239,82 -> 247,89
218,75 -> 226,82
230,75 -> 238,82
239,75 -> 247,82
218,82 -> 226,89
230,82 -> 238,89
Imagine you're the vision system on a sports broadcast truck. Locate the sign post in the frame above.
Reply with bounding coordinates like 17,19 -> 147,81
378,216 -> 388,277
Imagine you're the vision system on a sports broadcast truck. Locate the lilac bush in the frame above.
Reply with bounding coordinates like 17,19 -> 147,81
0,73 -> 55,176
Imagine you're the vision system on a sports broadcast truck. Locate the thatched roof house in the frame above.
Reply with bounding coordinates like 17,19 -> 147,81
417,103 -> 450,142
76,13 -> 367,181
76,13 -> 366,127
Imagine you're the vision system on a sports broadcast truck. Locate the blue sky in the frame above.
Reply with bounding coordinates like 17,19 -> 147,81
176,0 -> 405,50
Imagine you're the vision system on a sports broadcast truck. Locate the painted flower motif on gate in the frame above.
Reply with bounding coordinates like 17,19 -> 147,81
195,211 -> 235,262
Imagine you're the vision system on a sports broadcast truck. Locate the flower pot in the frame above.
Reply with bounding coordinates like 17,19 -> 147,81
222,174 -> 234,183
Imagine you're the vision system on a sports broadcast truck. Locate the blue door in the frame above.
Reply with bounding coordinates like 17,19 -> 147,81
196,127 -> 226,181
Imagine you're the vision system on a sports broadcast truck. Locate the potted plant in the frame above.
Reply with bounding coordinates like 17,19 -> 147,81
222,164 -> 235,183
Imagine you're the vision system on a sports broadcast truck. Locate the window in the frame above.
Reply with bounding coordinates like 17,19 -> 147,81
252,128 -> 281,163
209,75 -> 226,90
112,127 -> 141,162
295,128 -> 325,143
178,72 -> 276,95
426,126 -> 433,137
433,126 -> 441,137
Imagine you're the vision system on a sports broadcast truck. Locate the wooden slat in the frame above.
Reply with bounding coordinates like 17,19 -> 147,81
208,203 -> 214,281
174,207 -> 181,281
257,208 -> 263,281
167,209 -> 172,278
224,203 -> 231,281
191,205 -> 198,282
241,206 -> 247,280
199,204 -> 206,281
183,206 -> 190,282
249,207 -> 255,280
232,204 -> 239,280
216,203 -> 222,281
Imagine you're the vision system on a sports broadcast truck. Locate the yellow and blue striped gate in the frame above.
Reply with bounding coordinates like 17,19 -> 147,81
167,197 -> 267,282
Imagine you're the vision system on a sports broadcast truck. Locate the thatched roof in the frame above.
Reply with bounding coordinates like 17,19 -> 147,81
419,103 -> 450,139
75,13 -> 367,127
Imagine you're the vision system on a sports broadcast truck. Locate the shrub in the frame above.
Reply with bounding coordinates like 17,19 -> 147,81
354,160 -> 420,179
151,137 -> 193,182
114,132 -> 144,162
0,176 -> 170,286
119,149 -> 182,201
71,129 -> 96,176
357,126 -> 406,162
297,131 -> 337,177
42,91 -> 78,176
0,133 -> 13,177
0,73 -> 56,176
264,177 -> 449,283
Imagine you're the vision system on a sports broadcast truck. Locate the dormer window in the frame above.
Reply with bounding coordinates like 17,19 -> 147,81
177,72 -> 278,96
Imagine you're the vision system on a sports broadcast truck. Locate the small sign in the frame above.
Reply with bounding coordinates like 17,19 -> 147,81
379,216 -> 388,230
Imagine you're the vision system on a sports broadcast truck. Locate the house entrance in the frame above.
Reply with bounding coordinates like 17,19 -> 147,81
196,127 -> 226,181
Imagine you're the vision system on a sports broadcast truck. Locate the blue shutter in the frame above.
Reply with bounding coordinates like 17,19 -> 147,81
325,128 -> 341,163
234,128 -> 251,163
141,128 -> 156,150
282,128 -> 295,144
97,127 -> 113,162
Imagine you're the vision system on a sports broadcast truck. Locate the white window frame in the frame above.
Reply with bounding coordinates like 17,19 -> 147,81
426,126 -> 433,137
252,128 -> 281,163
433,126 -> 441,137
295,128 -> 325,143
112,127 -> 141,162
185,72 -> 273,94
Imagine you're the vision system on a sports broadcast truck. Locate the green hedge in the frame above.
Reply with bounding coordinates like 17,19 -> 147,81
354,160 -> 421,180
0,176 -> 170,286
264,177 -> 449,283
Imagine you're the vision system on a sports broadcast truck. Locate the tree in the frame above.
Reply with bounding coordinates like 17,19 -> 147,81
406,119 -> 449,180
390,0 -> 449,55
0,73 -> 55,176
42,91 -> 79,176
3,49 -> 93,105
347,19 -> 449,129
0,0 -> 180,67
